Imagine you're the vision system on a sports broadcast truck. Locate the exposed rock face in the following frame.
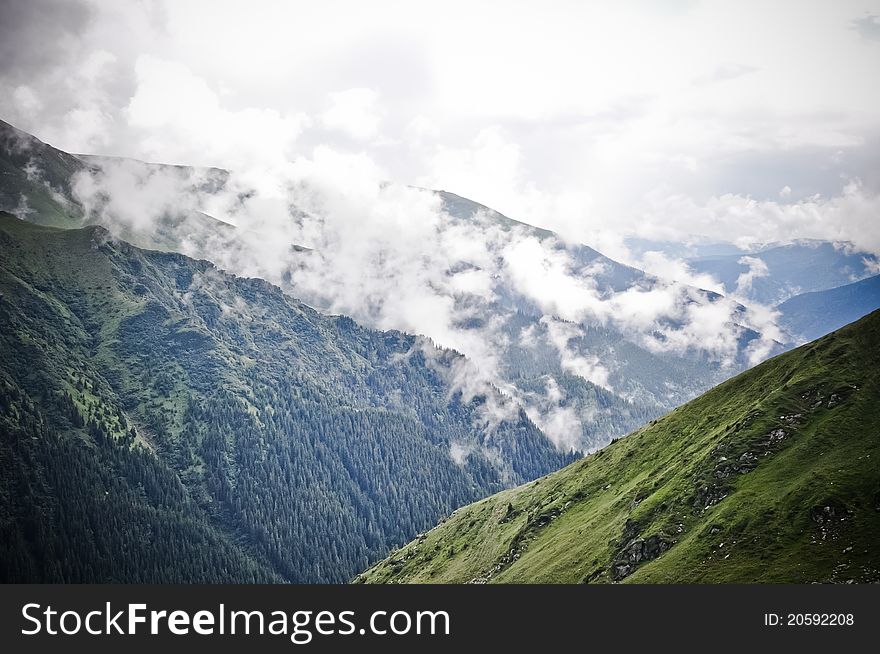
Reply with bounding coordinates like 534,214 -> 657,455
810,498 -> 853,542
693,483 -> 728,510
611,534 -> 674,581
499,502 -> 518,524
810,501 -> 848,526
690,392 -> 850,515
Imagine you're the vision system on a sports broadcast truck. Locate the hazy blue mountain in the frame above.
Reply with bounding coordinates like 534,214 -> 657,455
624,236 -> 748,261
776,274 -> 880,342
688,241 -> 878,305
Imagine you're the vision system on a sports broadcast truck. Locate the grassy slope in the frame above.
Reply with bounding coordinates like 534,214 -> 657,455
0,119 -> 87,228
358,310 -> 880,583
0,119 -> 236,251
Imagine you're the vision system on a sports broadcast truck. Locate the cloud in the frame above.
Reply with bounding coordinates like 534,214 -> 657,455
422,126 -> 526,210
71,156 -> 216,234
0,0 -> 93,83
636,251 -> 725,293
735,256 -> 770,295
852,14 -> 880,41
3,0 -> 879,255
126,56 -> 310,168
321,88 -> 383,141
522,377 -> 584,452
636,180 -> 880,256
6,0 -> 880,454
542,318 -> 612,391
692,62 -> 759,86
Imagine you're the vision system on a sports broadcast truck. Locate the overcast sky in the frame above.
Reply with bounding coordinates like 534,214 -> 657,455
2,0 -> 879,254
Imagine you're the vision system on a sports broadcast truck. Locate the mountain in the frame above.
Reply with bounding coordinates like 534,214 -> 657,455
624,236 -> 748,261
688,241 -> 878,305
0,213 -> 574,582
0,119 -> 87,228
776,274 -> 880,343
438,190 -> 646,292
432,191 -> 779,449
0,119 -> 234,253
2,118 -> 781,453
357,310 -> 880,584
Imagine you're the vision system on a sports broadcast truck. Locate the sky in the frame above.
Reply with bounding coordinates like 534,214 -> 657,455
2,0 -> 880,258
2,0 -> 879,452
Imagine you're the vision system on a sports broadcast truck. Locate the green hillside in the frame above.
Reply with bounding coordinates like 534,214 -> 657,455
357,310 -> 880,583
0,213 -> 573,583
0,120 -> 237,253
0,119 -> 87,228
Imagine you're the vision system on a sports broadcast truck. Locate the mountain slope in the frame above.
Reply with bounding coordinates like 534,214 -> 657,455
434,190 -> 777,450
438,190 -> 645,292
0,213 -> 573,583
688,241 -> 878,305
3,118 -> 780,453
776,274 -> 880,342
357,310 -> 880,584
0,119 -> 235,252
0,119 -> 88,228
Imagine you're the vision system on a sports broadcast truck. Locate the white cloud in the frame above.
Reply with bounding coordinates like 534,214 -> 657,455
636,180 -> 880,255
12,86 -> 42,114
637,251 -> 724,293
542,318 -> 612,391
522,377 -> 583,452
735,256 -> 770,295
321,88 -> 382,141
3,0 -> 879,258
127,55 -> 310,168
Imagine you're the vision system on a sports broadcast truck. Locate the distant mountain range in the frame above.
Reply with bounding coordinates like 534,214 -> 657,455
635,235 -> 880,344
3,115 -> 880,584
776,274 -> 880,342
627,237 -> 878,306
688,241 -> 877,305
358,310 -> 880,584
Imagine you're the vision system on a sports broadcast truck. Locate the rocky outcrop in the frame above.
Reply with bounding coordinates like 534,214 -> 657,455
810,499 -> 852,541
689,385 -> 858,515
611,533 -> 674,581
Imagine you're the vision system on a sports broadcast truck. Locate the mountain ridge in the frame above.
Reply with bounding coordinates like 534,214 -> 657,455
776,274 -> 880,343
2,116 -> 776,453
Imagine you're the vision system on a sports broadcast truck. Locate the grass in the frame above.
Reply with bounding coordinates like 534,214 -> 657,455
357,309 -> 880,584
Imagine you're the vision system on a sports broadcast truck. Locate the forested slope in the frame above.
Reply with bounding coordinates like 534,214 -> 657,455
0,213 -> 573,582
